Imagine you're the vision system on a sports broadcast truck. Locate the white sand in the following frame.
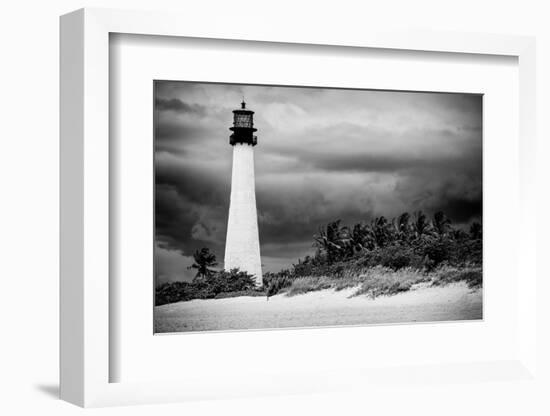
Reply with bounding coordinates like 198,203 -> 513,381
154,282 -> 482,333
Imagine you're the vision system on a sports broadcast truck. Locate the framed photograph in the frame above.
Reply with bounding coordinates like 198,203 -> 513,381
153,81 -> 483,334
60,8 -> 538,407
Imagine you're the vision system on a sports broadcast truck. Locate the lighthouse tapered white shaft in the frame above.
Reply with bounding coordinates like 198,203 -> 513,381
224,143 -> 262,285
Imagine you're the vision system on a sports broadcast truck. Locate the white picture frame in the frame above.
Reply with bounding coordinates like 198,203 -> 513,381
60,8 -> 538,407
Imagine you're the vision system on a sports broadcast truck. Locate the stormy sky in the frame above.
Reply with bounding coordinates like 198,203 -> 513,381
155,81 -> 482,285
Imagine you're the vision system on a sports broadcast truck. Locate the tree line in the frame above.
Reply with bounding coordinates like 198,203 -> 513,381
311,210 -> 481,265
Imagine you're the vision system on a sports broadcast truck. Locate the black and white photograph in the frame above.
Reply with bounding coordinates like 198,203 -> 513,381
154,81 -> 483,333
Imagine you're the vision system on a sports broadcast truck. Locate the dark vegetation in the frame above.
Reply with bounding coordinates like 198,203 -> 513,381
263,211 -> 482,297
155,248 -> 259,306
155,211 -> 482,306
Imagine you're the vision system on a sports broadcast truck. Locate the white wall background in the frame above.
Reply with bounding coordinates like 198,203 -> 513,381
0,0 -> 548,415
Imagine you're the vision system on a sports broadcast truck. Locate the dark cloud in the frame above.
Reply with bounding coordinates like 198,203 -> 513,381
435,196 -> 482,223
156,98 -> 207,116
310,152 -> 477,173
154,82 -> 483,282
155,161 -> 230,258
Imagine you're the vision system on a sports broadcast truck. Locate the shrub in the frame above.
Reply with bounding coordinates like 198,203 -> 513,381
201,268 -> 258,294
361,244 -> 424,270
263,270 -> 296,297
155,268 -> 259,305
418,239 -> 453,270
155,281 -> 200,306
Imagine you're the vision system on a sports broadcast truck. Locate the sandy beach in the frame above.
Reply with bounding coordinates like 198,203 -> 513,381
154,282 -> 482,333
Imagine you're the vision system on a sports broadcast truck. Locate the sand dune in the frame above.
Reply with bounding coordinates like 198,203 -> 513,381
154,282 -> 482,333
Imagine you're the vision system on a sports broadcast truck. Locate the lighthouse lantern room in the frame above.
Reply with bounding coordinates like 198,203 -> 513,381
229,101 -> 258,146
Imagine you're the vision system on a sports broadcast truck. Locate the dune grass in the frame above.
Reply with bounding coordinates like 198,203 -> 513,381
431,265 -> 483,289
283,265 -> 481,299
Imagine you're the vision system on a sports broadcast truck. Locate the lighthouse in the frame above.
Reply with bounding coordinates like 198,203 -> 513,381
224,101 -> 263,286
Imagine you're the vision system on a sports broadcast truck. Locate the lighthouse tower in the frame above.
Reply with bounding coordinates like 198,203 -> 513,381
224,101 -> 262,286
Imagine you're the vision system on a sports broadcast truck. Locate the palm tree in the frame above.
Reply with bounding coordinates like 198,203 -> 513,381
351,222 -> 375,252
314,224 -> 336,262
432,211 -> 451,237
188,247 -> 218,279
392,212 -> 412,243
314,220 -> 352,263
370,216 -> 392,247
412,211 -> 433,240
